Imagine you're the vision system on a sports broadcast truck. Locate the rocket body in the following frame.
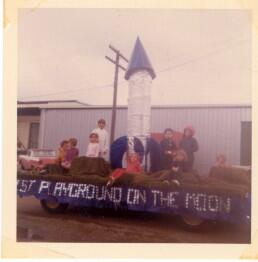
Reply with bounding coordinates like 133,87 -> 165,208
127,70 -> 152,152
124,37 -> 156,155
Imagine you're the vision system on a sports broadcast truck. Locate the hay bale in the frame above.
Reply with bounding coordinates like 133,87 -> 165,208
113,170 -> 200,189
70,156 -> 111,177
47,164 -> 63,175
17,171 -> 109,184
209,166 -> 251,186
17,165 -> 250,198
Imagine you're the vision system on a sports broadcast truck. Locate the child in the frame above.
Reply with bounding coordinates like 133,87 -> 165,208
86,133 -> 100,157
92,119 -> 109,160
66,138 -> 79,162
107,153 -> 142,187
163,149 -> 187,186
216,154 -> 227,167
160,128 -> 177,169
56,140 -> 71,170
180,126 -> 199,172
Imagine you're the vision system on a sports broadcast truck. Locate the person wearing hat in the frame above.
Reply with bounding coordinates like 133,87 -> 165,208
180,126 -> 199,172
92,119 -> 109,160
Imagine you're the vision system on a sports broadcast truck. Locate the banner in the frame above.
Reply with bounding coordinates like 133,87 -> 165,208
17,178 -> 250,224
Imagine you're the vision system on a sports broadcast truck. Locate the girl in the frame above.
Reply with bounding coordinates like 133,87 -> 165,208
56,140 -> 71,170
180,126 -> 199,172
160,128 -> 177,169
107,153 -> 142,187
92,119 -> 109,160
86,133 -> 100,157
66,138 -> 79,162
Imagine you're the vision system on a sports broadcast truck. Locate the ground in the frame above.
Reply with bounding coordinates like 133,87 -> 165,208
17,196 -> 250,243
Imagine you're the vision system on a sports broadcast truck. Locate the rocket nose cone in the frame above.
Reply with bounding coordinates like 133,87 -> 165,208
125,37 -> 156,80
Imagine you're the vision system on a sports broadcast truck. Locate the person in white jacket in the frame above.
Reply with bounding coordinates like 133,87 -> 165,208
92,119 -> 109,160
86,133 -> 100,157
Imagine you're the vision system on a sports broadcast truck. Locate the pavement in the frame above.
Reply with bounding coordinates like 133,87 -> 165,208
17,196 -> 251,243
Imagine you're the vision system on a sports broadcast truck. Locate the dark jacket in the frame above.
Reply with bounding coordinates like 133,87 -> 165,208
180,136 -> 198,171
160,138 -> 177,169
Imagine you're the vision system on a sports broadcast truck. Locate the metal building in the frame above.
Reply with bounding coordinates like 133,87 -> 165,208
34,104 -> 251,175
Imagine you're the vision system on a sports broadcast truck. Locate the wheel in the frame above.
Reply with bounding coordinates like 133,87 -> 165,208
40,198 -> 69,213
178,214 -> 208,232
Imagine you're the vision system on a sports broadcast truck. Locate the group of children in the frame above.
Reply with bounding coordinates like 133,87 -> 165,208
56,119 -> 109,170
106,126 -> 199,187
56,120 -> 200,187
158,126 -> 199,186
56,138 -> 79,171
160,126 -> 199,171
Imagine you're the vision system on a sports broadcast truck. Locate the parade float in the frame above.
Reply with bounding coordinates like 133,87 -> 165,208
17,38 -> 251,230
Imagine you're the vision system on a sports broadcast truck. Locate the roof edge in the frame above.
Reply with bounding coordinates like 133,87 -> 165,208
25,104 -> 252,109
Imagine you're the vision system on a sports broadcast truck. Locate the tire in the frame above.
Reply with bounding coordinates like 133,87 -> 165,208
178,214 -> 210,232
40,198 -> 69,214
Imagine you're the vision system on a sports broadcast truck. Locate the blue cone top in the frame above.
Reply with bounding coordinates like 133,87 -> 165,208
125,37 -> 156,80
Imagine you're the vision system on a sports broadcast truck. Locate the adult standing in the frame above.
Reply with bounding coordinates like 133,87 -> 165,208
180,126 -> 199,172
92,119 -> 109,160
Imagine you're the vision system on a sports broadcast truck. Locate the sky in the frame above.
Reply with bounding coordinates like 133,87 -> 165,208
18,9 -> 251,105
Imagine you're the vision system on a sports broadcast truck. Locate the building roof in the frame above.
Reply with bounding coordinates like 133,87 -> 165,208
67,104 -> 251,109
125,37 -> 156,80
17,99 -> 251,110
17,100 -> 89,109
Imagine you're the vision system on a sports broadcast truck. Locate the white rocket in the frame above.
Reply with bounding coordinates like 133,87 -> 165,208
125,37 -> 156,155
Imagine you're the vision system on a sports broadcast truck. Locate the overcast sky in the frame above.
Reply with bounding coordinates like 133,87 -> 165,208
18,9 -> 251,105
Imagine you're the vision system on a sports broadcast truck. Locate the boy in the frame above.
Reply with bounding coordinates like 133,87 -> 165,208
160,128 -> 177,169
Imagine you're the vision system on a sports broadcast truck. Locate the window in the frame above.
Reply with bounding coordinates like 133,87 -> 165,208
28,123 -> 40,149
241,121 -> 251,166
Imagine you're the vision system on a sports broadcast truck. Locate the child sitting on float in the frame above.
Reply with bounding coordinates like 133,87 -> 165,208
66,138 -> 79,162
215,154 -> 227,167
56,140 -> 71,170
107,152 -> 142,187
162,149 -> 188,187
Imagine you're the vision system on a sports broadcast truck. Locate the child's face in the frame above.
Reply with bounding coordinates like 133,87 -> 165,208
62,143 -> 69,150
98,122 -> 105,129
174,154 -> 184,162
164,131 -> 173,139
90,135 -> 98,143
129,154 -> 138,162
217,156 -> 226,164
184,129 -> 192,137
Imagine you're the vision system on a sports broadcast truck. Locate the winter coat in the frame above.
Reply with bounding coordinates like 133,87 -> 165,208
180,136 -> 198,171
160,138 -> 177,169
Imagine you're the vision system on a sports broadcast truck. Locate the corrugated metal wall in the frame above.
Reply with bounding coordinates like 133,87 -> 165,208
39,106 -> 251,175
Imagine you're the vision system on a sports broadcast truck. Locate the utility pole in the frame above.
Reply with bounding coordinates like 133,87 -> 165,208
105,45 -> 128,144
